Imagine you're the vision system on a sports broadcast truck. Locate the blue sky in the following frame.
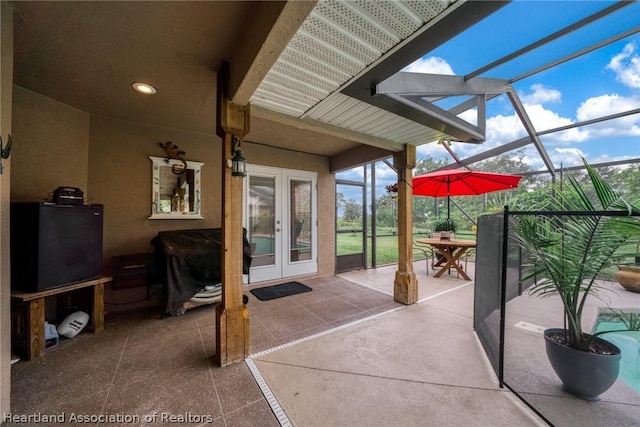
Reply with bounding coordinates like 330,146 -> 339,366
404,0 -> 640,173
337,1 -> 640,201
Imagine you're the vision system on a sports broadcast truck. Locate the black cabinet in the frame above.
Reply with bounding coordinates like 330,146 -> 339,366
11,203 -> 104,292
110,253 -> 155,290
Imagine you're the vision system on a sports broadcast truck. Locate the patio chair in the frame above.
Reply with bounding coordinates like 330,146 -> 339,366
456,248 -> 475,279
413,240 -> 436,276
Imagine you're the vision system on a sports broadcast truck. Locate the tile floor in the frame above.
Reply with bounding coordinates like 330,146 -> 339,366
9,274 -> 405,426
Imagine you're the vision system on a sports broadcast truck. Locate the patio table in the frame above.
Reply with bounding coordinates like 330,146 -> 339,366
415,238 -> 477,280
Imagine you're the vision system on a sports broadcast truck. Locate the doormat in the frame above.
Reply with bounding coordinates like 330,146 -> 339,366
250,281 -> 312,301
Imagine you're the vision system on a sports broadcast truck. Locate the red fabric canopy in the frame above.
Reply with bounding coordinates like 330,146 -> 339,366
413,169 -> 523,197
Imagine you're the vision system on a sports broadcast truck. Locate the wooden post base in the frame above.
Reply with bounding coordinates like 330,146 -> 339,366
393,271 -> 418,305
214,303 -> 250,367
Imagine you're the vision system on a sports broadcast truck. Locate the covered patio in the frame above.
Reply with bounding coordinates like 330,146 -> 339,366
11,263 -> 533,427
10,257 -> 639,426
3,1 -> 639,423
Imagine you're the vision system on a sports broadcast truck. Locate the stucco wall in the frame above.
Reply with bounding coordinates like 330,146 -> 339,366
1,0 -> 13,416
87,115 -> 222,258
11,89 -> 336,281
11,86 -> 90,202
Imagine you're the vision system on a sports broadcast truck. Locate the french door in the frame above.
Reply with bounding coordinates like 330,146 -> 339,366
244,165 -> 317,283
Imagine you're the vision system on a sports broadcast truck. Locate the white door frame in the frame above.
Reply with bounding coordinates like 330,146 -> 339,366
244,165 -> 317,283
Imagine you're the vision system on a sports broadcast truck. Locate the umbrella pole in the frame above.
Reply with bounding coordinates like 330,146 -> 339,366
447,180 -> 451,220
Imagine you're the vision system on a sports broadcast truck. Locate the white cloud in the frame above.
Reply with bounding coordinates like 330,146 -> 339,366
520,84 -> 562,105
525,104 -> 590,142
554,147 -> 585,159
481,104 -> 588,145
577,93 -> 639,120
485,113 -> 524,143
549,148 -> 586,168
457,109 -> 477,126
374,162 -> 398,179
402,56 -> 455,75
576,94 -> 640,137
417,104 -> 584,168
606,42 -> 640,89
513,146 -> 585,172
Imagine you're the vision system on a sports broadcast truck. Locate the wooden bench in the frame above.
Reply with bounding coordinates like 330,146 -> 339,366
11,276 -> 112,361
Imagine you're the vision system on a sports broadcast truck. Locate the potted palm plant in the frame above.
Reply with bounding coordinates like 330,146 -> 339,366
513,158 -> 640,401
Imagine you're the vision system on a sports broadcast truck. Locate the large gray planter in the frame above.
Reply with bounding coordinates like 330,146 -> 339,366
544,328 -> 621,401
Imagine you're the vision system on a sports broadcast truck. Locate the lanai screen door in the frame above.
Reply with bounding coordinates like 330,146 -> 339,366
335,180 -> 366,273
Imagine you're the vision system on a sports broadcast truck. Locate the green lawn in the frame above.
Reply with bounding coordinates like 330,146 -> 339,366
337,230 -> 476,267
336,229 -> 636,279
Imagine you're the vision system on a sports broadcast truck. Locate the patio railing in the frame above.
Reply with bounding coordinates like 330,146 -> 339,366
474,210 -> 640,426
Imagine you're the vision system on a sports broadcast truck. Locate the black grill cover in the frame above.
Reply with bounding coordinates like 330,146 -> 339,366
151,228 -> 252,315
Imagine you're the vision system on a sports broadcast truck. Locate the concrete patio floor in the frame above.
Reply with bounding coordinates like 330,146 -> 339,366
248,262 -> 546,427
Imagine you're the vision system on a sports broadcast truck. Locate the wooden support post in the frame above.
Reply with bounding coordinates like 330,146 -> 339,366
393,145 -> 418,305
215,61 -> 250,366
215,133 -> 250,366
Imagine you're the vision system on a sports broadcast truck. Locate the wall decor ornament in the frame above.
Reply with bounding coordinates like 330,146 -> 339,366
158,141 -> 187,174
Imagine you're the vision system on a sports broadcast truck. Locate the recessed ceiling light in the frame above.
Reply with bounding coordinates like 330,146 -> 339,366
132,82 -> 157,94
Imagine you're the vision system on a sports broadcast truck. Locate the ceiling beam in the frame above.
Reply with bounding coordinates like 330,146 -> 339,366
507,88 -> 555,176
229,1 -> 317,105
376,73 -> 510,97
376,93 -> 485,142
440,137 -> 532,171
330,145 -> 396,173
251,105 -> 404,152
371,73 -> 509,142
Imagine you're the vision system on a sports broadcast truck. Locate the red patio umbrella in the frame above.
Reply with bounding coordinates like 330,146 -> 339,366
413,169 -> 523,219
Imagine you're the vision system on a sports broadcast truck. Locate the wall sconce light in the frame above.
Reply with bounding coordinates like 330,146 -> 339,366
231,136 -> 246,177
0,134 -> 12,175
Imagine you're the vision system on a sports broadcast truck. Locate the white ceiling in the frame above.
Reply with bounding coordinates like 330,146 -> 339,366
10,0 -> 499,162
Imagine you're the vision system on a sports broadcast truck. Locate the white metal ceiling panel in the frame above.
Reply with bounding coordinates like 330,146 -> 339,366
405,0 -> 450,22
303,14 -> 382,64
312,1 -> 402,52
278,49 -> 351,85
250,0 -> 456,146
251,88 -> 309,117
350,1 -> 423,40
313,95 -> 365,123
350,109 -> 400,133
259,77 -> 327,105
268,63 -> 336,94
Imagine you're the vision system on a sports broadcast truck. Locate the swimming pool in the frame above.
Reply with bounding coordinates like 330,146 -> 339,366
594,312 -> 640,394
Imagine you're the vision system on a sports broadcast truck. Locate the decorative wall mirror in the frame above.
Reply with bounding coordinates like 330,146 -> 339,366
149,156 -> 203,219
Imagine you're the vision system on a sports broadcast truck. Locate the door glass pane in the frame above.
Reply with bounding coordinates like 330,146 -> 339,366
336,183 -> 364,253
249,175 -> 276,267
290,179 -> 312,262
